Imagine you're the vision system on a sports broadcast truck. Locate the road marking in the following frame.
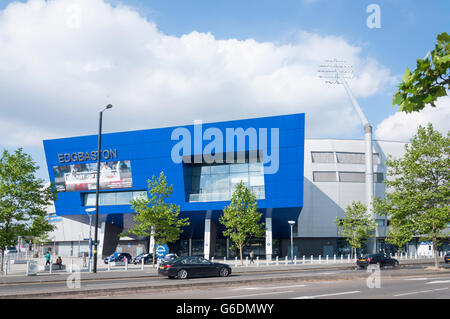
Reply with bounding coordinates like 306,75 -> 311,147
292,290 -> 360,299
404,278 -> 428,281
214,290 -> 294,299
425,280 -> 450,285
394,287 -> 448,297
232,284 -> 306,290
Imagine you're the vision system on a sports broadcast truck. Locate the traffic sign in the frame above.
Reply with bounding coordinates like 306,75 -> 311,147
155,244 -> 169,258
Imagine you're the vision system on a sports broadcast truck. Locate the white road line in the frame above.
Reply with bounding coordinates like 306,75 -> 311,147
213,290 -> 294,299
292,290 -> 360,299
404,278 -> 428,281
426,280 -> 450,284
394,287 -> 448,297
232,284 -> 306,290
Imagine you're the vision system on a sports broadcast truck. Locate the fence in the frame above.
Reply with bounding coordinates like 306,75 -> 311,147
2,251 -> 447,276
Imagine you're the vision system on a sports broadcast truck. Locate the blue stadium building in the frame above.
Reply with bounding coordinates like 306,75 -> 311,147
43,113 -> 305,259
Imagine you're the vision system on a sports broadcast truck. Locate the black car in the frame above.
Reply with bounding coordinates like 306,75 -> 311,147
158,256 -> 232,279
356,253 -> 399,269
133,253 -> 154,265
159,253 -> 179,264
444,252 -> 450,263
104,253 -> 133,264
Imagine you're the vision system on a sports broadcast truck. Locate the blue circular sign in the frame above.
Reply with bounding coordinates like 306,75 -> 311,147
155,244 -> 169,258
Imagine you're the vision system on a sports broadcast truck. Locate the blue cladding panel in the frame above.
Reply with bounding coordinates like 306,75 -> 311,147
43,113 -> 305,238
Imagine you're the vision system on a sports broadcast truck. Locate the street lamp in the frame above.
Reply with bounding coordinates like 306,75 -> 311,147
318,60 -> 376,254
288,220 -> 296,262
93,104 -> 113,273
85,208 -> 95,272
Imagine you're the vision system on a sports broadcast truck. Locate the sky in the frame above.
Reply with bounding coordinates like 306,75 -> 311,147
0,0 -> 449,181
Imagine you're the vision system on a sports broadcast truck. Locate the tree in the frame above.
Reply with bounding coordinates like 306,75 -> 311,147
334,201 -> 377,259
393,32 -> 450,113
0,148 -> 56,272
125,172 -> 189,268
374,124 -> 449,269
219,182 -> 265,266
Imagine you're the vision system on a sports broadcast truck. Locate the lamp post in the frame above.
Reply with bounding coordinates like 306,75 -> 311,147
318,60 -> 376,254
85,208 -> 95,272
93,104 -> 113,273
288,220 -> 295,262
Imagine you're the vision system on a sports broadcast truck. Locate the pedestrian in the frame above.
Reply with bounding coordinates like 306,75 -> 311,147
249,250 -> 255,264
55,256 -> 63,270
45,251 -> 51,266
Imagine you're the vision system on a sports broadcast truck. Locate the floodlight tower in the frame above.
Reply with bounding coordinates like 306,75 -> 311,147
318,59 -> 376,254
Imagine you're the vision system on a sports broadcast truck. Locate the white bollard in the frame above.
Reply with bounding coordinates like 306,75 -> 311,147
141,258 -> 144,271
49,260 -> 52,274
224,257 -> 226,263
294,256 -> 297,265
211,257 -> 214,263
256,256 -> 259,267
70,259 -> 74,273
326,255 -> 329,264
303,256 -> 305,264
125,258 -> 128,271
319,255 -> 321,264
311,255 -> 313,264
235,257 -> 238,267
333,255 -> 336,263
347,254 -> 350,263
276,256 -> 279,265
108,261 -> 111,271
245,257 -> 248,267
340,255 -> 343,263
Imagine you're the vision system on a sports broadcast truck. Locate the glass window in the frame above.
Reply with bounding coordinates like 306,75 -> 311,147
230,163 -> 248,173
116,192 -> 133,205
84,193 -> 96,206
211,165 -> 229,175
339,172 -> 365,183
311,152 -> 335,163
100,192 -> 116,205
313,172 -> 337,182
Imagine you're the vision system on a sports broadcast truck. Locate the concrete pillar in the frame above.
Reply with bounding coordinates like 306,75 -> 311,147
265,217 -> 272,261
204,219 -> 211,260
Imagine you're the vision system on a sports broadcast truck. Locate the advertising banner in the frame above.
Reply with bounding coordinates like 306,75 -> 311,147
53,160 -> 132,192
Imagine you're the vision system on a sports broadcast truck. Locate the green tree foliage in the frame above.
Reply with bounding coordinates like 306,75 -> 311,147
374,124 -> 450,268
0,148 -> 56,271
334,201 -> 376,258
125,172 -> 189,267
393,32 -> 450,112
219,182 -> 265,265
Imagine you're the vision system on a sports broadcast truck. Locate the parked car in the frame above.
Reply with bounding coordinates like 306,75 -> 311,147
356,253 -> 399,269
4,247 -> 17,256
103,253 -> 133,264
444,252 -> 450,263
133,253 -> 154,265
158,256 -> 232,279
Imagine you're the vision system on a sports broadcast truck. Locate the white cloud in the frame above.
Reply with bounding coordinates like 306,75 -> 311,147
0,0 -> 394,147
375,96 -> 450,141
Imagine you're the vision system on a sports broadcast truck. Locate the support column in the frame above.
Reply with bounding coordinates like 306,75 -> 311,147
265,217 -> 272,261
204,218 -> 217,259
204,219 -> 211,260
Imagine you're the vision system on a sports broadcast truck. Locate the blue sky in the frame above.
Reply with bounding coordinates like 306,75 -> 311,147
0,0 -> 449,181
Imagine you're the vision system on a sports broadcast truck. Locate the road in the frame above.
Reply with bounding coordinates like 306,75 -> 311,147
1,264 -> 450,299
98,273 -> 450,299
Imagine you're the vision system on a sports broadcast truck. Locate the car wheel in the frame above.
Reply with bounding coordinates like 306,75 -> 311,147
177,269 -> 188,280
219,267 -> 230,277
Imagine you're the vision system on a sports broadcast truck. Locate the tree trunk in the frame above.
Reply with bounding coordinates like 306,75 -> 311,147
432,236 -> 440,269
0,249 -> 3,273
240,244 -> 243,266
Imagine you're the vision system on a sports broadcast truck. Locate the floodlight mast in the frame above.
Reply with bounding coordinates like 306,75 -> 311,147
318,59 -> 376,255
